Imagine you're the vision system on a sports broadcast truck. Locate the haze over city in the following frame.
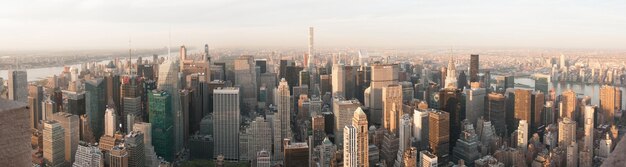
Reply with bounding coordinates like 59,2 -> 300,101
2,0 -> 626,50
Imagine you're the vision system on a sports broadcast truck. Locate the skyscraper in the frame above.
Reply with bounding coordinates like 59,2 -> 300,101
600,86 -> 621,124
283,140 -> 309,167
420,150 -> 438,167
439,88 -> 461,152
249,116 -> 272,161
344,125 -> 358,167
464,87 -> 486,125
308,27 -> 314,69
85,78 -> 106,139
275,78 -> 292,158
332,63 -> 345,98
52,112 -> 79,164
43,120 -> 65,167
157,59 -> 183,154
469,54 -> 479,82
369,64 -> 399,125
213,87 -> 240,160
0,99 -> 31,166
561,89 -> 577,119
333,97 -> 361,145
486,93 -> 506,136
73,143 -> 103,167
28,84 -> 44,130
558,117 -> 576,146
104,104 -> 117,137
383,84 -> 403,134
353,107 -> 369,167
234,55 -> 257,112
413,109 -> 430,150
429,110 -> 450,165
514,89 -> 532,131
444,57 -> 457,89
148,90 -> 174,161
394,114 -> 412,167
515,120 -> 528,151
8,70 -> 27,103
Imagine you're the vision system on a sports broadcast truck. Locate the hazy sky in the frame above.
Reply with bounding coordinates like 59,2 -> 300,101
1,0 -> 625,50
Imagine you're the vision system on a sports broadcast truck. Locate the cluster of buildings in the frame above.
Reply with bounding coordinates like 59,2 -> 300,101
0,27 -> 625,167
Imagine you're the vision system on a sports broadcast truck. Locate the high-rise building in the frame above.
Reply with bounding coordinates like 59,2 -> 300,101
28,84 -> 44,130
534,75 -> 550,94
515,120 -> 528,152
561,89 -> 577,119
274,78 -> 292,161
464,87 -> 485,125
420,150 -> 438,167
403,147 -> 418,167
469,54 -> 479,82
132,122 -> 159,167
148,90 -> 174,161
234,55 -> 257,112
43,120 -> 65,167
0,99 -> 31,166
121,75 -> 143,132
8,70 -> 27,103
583,105 -> 595,150
73,143 -> 103,167
514,89 -> 532,132
256,150 -> 271,167
105,71 -> 121,115
452,120 -> 480,166
429,110 -> 450,165
308,27 -> 315,69
353,107 -> 369,167
344,125 -> 358,167
63,90 -> 86,116
213,87 -> 240,160
413,108 -> 430,150
439,88 -> 461,152
369,64 -> 399,125
105,104 -> 117,137
383,84 -> 403,133
52,112 -> 79,164
249,116 -> 272,161
283,140 -> 309,167
600,86 -> 621,124
109,146 -> 129,167
333,97 -> 361,145
444,57 -> 457,89
125,131 -> 145,167
312,115 -> 325,148
558,117 -> 576,146
530,91 -> 545,134
85,78 -> 106,140
394,114 -> 412,167
332,64 -> 345,98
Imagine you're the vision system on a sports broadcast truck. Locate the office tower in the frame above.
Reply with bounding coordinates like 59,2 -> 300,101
381,131 -> 399,166
457,71 -> 468,89
559,54 -> 566,68
179,90 -> 190,150
249,116 -> 272,161
283,140 -> 309,167
566,141 -> 578,167
597,133 -> 612,158
515,120 -> 528,152
429,110 -> 450,165
234,56 -> 257,112
83,80 -> 109,139
73,143 -> 103,167
312,115 -> 325,148
308,27 -> 314,69
52,112 -> 79,164
0,99 -> 31,166
256,150 -> 271,167
318,137 -> 336,167
514,89 -> 531,132
121,75 -> 143,132
105,71 -> 121,114
600,86 -> 621,124
369,64 -> 399,125
420,150 -> 438,167
63,90 -> 86,116
400,81 -> 414,102
343,66 -> 358,99
344,125 -> 358,167
109,146 -> 129,167
470,54 -> 479,82
394,114 -> 412,167
353,107 -> 369,167
333,97 -> 361,145
452,120 -> 480,167
43,120 -> 65,167
133,122 -> 159,167
530,91 -> 544,134
320,74 -> 331,95
28,84 -> 44,130
332,63 -> 345,98
299,69 -> 310,90
213,87 -> 240,160
105,104 -> 117,137
275,78 -> 292,155
125,131 -> 145,167
42,97 -> 57,121
534,75 -> 550,94
8,70 -> 27,103
403,147 -> 418,167
383,84 -> 403,133
561,89 -> 577,119
444,57 -> 457,88
414,109 -> 430,150
464,87 -> 486,125
439,88 -> 461,152
148,90 -> 174,161
504,76 -> 514,90
583,105 -> 595,150
558,117 -> 576,146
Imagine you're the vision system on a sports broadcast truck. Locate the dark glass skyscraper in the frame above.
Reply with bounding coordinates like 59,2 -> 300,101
148,90 -> 174,161
85,78 -> 106,140
470,54 -> 479,82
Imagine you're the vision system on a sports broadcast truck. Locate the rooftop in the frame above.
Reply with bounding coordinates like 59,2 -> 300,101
0,99 -> 27,112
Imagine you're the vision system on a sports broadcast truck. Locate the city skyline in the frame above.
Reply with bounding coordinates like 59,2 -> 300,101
2,0 -> 626,50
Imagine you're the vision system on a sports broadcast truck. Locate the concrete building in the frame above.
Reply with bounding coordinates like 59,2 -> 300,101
394,114 -> 412,167
28,84 -> 44,130
452,120 -> 480,167
558,117 -> 576,147
283,140 -> 309,167
515,120 -> 528,151
105,105 -> 117,137
274,78 -> 291,162
600,86 -> 621,124
344,125 -> 358,167
234,55 -> 257,111
333,97 -> 361,145
369,64 -> 399,125
353,107 -> 369,167
109,146 -> 129,167
52,112 -> 79,164
420,150 -> 438,167
464,87 -> 485,125
73,143 -> 103,167
255,150 -> 271,167
43,120 -> 65,167
403,147 -> 418,167
213,87 -> 240,160
125,131 -> 145,167
583,105 -> 595,151
413,108 -> 430,149
332,64 -> 345,98
429,110 -> 450,165
469,54 -> 479,82
383,84 -> 403,134
8,70 -> 28,103
561,89 -> 577,119
0,99 -> 31,166
249,116 -> 272,160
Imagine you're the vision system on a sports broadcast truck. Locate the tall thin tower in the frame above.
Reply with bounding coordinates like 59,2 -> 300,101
308,27 -> 314,69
